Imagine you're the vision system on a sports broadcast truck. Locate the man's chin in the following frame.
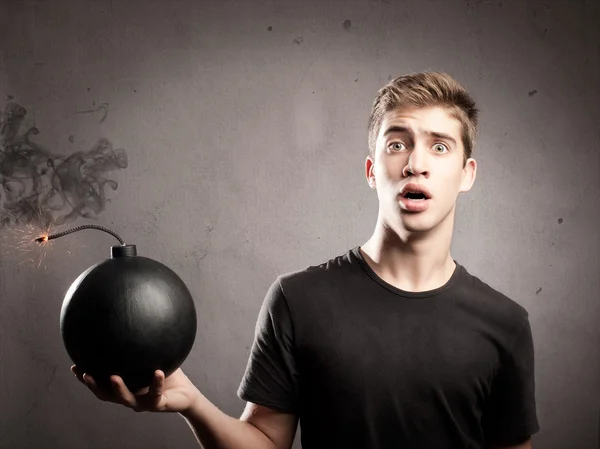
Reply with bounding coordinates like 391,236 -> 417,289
395,211 -> 437,233
401,222 -> 434,234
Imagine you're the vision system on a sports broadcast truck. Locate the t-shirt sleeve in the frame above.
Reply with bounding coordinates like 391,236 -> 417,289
482,317 -> 540,446
236,276 -> 299,413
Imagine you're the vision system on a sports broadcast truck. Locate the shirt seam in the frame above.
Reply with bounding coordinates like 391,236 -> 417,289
353,246 -> 463,298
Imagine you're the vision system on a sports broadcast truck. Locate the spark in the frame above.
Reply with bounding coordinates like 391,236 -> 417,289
2,209 -> 105,274
0,216 -> 55,271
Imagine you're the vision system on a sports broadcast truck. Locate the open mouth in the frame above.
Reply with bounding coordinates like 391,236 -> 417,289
399,188 -> 431,212
402,192 -> 428,201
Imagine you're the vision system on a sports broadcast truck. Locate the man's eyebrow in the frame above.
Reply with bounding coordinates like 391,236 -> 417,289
424,130 -> 457,145
383,125 -> 412,137
383,126 -> 457,145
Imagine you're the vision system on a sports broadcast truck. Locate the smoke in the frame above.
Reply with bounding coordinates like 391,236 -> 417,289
0,102 -> 128,231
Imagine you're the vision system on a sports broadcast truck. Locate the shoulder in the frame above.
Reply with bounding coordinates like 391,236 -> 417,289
455,263 -> 531,335
276,247 -> 358,291
258,249 -> 355,321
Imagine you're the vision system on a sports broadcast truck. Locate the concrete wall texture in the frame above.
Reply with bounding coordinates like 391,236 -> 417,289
0,0 -> 598,448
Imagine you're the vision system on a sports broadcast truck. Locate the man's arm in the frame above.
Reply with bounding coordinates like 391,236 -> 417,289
482,317 -> 540,446
240,402 -> 299,449
181,396 -> 298,449
186,276 -> 298,449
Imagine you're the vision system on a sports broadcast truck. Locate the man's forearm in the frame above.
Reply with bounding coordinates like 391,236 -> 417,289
180,391 -> 276,449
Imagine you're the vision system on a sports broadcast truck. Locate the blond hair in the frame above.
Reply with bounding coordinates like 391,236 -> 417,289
368,72 -> 479,166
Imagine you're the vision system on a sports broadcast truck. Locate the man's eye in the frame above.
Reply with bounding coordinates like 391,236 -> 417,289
389,142 -> 406,151
434,143 -> 448,153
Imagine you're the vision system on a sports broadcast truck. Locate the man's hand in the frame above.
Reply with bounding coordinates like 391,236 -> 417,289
71,366 -> 201,414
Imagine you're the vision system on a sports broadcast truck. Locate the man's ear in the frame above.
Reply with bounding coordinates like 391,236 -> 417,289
366,155 -> 376,189
459,158 -> 477,193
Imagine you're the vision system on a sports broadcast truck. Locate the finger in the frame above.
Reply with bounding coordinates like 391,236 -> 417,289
82,373 -> 110,399
110,375 -> 137,407
134,386 -> 150,395
148,370 -> 165,397
82,373 -> 96,386
71,365 -> 85,385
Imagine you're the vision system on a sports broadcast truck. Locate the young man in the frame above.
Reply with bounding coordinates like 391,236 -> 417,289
73,72 -> 540,449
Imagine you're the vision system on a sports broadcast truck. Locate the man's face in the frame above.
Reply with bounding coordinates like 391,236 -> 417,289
365,106 -> 477,234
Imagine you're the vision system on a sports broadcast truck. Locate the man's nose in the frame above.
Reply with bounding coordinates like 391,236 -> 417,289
402,147 -> 430,177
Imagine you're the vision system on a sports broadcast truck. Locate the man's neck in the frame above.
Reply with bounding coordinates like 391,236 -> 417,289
360,219 -> 456,293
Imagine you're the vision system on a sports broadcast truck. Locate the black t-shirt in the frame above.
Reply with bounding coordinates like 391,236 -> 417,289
237,247 -> 540,448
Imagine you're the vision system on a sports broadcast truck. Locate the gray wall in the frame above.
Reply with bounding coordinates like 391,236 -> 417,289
1,0 -> 598,448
